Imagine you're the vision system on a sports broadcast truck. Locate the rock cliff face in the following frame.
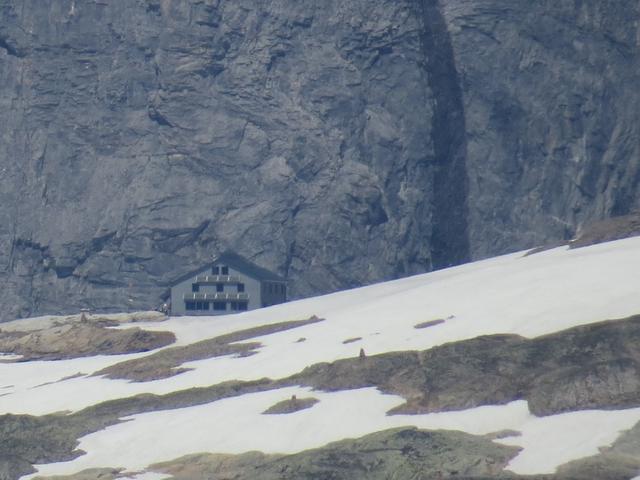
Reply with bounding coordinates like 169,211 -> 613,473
1,0 -> 639,319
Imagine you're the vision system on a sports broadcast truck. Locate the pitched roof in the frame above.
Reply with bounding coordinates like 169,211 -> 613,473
215,251 -> 286,282
170,251 -> 285,286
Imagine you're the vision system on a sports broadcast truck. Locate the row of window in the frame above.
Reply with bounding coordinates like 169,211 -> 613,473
265,283 -> 285,295
212,265 -> 229,275
192,283 -> 244,293
185,300 -> 248,311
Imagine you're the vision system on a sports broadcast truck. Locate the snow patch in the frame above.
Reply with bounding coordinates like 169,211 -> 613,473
0,353 -> 23,361
22,387 -> 640,478
497,408 -> 640,474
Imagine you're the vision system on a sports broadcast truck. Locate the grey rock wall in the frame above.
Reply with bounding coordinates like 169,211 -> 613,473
1,0 -> 639,320
442,0 -> 640,257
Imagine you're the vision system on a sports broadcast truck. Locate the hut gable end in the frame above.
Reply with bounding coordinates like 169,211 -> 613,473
169,252 -> 287,316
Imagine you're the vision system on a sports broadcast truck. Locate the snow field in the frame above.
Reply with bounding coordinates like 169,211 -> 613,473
24,386 -> 640,478
5,238 -> 640,416
6,236 -> 640,478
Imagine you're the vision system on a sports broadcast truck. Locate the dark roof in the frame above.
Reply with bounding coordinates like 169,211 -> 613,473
215,251 -> 286,282
170,251 -> 285,286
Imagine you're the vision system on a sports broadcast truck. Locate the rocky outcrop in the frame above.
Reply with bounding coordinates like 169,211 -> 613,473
0,321 -> 174,361
2,314 -> 640,479
569,211 -> 640,249
262,396 -> 319,414
150,428 -> 519,480
22,425 -> 640,480
2,1 -> 640,319
292,314 -> 640,416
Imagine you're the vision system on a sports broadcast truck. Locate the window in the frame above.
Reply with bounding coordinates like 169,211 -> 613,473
192,284 -> 199,293
213,301 -> 226,311
212,266 -> 219,275
221,266 -> 229,275
237,283 -> 245,293
195,301 -> 209,310
216,283 -> 224,292
187,300 -> 210,311
230,301 -> 248,311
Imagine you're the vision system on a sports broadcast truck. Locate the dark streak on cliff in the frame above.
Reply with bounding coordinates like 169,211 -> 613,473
416,0 -> 471,269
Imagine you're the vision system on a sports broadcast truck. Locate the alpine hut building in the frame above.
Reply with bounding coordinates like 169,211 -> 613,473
170,252 -> 287,316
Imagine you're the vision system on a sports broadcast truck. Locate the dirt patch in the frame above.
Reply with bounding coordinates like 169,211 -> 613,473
0,323 -> 175,361
414,319 -> 445,329
96,316 -> 324,382
342,337 -> 362,344
262,396 -> 319,414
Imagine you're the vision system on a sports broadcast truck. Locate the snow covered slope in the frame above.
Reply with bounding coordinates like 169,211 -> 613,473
3,237 -> 640,480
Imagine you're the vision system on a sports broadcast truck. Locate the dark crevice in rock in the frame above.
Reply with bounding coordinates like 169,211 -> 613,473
416,0 -> 471,269
53,265 -> 75,279
147,106 -> 173,127
90,232 -> 117,253
0,36 -> 24,58
12,238 -> 48,254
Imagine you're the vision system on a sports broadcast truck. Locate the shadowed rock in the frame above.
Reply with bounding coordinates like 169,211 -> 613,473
262,396 -> 319,414
414,319 -> 446,329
